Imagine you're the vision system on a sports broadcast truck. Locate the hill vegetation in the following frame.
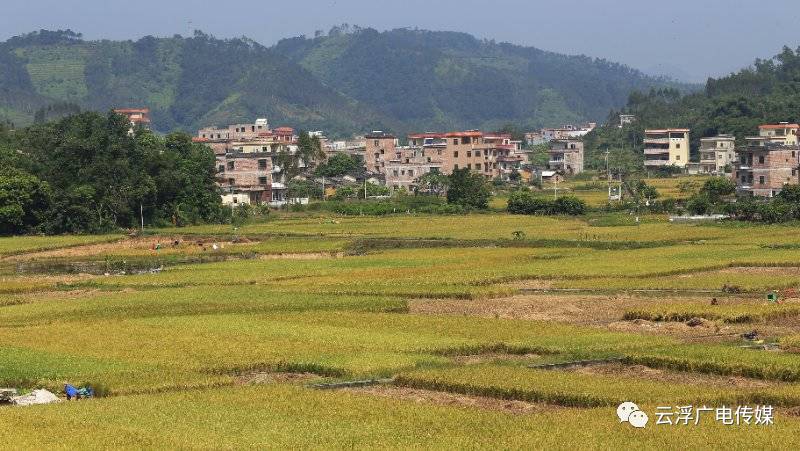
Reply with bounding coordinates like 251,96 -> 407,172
274,26 -> 691,134
0,28 -> 687,137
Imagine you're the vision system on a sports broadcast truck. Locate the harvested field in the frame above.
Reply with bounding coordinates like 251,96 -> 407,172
235,372 -> 322,385
571,362 -> 779,389
410,293 -> 746,325
343,385 -> 557,415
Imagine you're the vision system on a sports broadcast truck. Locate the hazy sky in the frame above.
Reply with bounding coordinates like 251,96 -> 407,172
2,0 -> 799,82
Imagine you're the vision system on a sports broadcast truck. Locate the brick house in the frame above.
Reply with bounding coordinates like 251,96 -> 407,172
734,137 -> 800,197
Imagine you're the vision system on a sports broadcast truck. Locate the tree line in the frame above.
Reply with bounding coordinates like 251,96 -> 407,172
0,112 -> 223,235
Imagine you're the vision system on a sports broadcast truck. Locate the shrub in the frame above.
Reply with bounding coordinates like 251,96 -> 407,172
507,191 -> 586,216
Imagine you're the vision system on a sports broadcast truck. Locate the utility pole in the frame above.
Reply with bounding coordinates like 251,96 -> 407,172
140,204 -> 144,231
322,176 -> 326,201
364,178 -> 368,200
605,149 -> 611,201
554,176 -> 559,200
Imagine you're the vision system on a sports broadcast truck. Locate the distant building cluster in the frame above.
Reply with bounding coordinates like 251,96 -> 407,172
115,105 -> 800,203
368,130 -> 525,191
641,121 -> 800,198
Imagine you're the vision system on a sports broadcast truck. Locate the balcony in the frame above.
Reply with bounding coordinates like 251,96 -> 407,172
644,160 -> 671,167
643,138 -> 670,144
644,148 -> 670,156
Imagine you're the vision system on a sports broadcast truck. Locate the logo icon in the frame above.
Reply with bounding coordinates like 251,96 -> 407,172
617,402 -> 649,428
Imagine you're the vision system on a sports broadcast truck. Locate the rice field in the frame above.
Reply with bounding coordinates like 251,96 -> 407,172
2,212 -> 800,447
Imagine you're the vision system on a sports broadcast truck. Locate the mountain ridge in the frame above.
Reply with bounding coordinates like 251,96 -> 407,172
0,28 -> 693,136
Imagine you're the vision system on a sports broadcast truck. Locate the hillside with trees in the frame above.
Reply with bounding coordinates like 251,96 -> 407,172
0,28 -> 687,137
274,26 -> 691,134
0,30 -> 392,136
584,46 -> 800,172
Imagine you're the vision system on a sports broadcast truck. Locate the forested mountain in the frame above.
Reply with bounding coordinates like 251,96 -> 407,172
274,27 -> 691,134
0,30 -> 392,135
0,28 -> 688,136
584,46 -> 800,171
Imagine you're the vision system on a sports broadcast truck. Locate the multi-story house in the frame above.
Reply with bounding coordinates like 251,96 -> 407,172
734,136 -> 800,197
365,132 -> 398,174
758,123 -> 799,146
114,108 -> 151,134
699,135 -> 736,174
548,139 -> 584,175
197,118 -> 270,141
643,128 -> 690,169
376,130 -> 525,190
195,120 -> 302,206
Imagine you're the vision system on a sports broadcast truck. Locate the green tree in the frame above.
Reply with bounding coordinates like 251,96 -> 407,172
315,153 -> 361,177
700,177 -> 736,202
0,171 -> 52,235
415,172 -> 450,196
446,168 -> 490,209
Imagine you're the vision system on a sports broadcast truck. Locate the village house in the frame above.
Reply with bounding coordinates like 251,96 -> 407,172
619,114 -> 636,127
643,128 -> 690,169
197,118 -> 270,141
734,134 -> 800,197
365,131 -> 398,174
757,122 -> 799,146
699,135 -> 736,174
114,108 -> 151,134
368,130 -> 524,190
548,139 -> 584,175
195,119 -> 304,206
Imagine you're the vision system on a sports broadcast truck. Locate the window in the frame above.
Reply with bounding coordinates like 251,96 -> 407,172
676,155 -> 681,161
258,159 -> 268,169
408,170 -> 414,177
228,178 -> 235,185
467,151 -> 472,158
374,140 -> 379,147
759,156 -> 765,164
453,139 -> 460,145
380,149 -> 384,155
463,137 -> 471,144
759,176 -> 765,185
454,164 -> 459,170
258,177 -> 268,185
453,151 -> 459,158
393,170 -> 399,176
475,150 -> 481,157
793,169 -> 797,176
227,161 -> 235,170
676,143 -> 681,149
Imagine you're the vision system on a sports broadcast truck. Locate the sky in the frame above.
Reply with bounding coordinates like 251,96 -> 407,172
2,0 -> 799,83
